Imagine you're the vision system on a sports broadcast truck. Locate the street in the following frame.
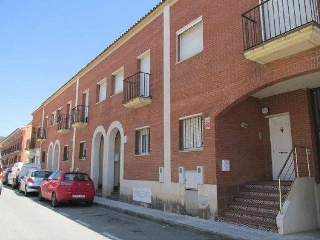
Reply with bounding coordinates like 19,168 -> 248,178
0,186 -> 230,240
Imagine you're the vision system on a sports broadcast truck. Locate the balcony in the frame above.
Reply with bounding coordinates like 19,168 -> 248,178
123,72 -> 152,109
71,105 -> 88,128
242,0 -> 320,64
57,114 -> 71,134
37,127 -> 47,141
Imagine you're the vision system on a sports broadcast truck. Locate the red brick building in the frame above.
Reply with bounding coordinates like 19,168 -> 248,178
0,124 -> 32,167
31,0 -> 320,234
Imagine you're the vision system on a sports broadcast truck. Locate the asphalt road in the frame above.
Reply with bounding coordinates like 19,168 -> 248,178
0,185 -> 231,240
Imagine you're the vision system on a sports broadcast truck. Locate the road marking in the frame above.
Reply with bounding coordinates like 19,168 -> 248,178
75,220 -> 91,228
102,232 -> 122,240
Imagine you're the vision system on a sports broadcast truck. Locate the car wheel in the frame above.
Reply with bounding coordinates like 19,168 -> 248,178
38,189 -> 44,201
24,186 -> 29,196
51,193 -> 59,207
85,200 -> 93,207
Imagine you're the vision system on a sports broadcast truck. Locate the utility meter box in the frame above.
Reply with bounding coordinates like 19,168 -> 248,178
178,167 -> 185,184
159,167 -> 164,183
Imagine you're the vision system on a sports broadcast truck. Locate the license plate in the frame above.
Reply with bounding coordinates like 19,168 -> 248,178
72,194 -> 85,198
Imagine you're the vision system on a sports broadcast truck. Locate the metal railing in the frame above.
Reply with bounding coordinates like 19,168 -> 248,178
278,145 -> 311,211
57,114 -> 71,132
71,105 -> 88,124
242,0 -> 320,50
123,72 -> 151,103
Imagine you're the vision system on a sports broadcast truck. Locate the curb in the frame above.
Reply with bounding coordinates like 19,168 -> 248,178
93,200 -> 238,239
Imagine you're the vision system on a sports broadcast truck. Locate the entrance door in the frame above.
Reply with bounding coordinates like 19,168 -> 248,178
269,114 -> 294,180
140,52 -> 150,97
114,131 -> 121,192
98,135 -> 104,191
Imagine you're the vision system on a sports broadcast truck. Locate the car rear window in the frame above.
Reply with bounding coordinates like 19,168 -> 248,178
64,173 -> 91,181
32,171 -> 51,178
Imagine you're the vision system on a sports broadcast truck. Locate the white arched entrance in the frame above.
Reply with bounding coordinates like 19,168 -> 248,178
91,126 -> 107,191
52,140 -> 60,171
105,121 -> 124,195
47,142 -> 54,170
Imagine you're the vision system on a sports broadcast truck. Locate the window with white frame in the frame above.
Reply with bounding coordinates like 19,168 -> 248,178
113,68 -> 124,95
135,127 -> 150,155
79,142 -> 86,160
179,115 -> 203,150
177,17 -> 203,62
96,79 -> 107,103
51,112 -> 56,126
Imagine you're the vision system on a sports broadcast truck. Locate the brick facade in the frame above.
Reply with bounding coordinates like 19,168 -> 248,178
30,0 -> 320,222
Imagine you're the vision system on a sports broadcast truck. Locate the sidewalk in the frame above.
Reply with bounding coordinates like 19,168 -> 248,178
94,196 -> 320,240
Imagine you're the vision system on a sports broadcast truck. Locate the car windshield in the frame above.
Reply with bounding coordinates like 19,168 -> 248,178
31,171 -> 51,178
64,173 -> 91,181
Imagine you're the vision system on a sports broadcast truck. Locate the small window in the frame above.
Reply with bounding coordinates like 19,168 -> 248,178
96,79 -> 107,103
177,17 -> 203,62
41,151 -> 46,163
135,127 -> 150,155
179,115 -> 203,150
113,68 -> 124,95
63,146 -> 69,161
51,112 -> 56,126
79,142 -> 86,160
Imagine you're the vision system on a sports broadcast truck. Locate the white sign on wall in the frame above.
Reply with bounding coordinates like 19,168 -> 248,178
133,187 -> 152,204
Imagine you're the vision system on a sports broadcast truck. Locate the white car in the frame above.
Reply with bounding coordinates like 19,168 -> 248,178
7,162 -> 41,189
19,169 -> 52,196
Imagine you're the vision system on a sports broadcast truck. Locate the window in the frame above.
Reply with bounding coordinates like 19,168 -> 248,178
179,115 -> 203,150
63,146 -> 69,161
177,17 -> 203,62
96,79 -> 107,103
135,127 -> 150,155
51,112 -> 56,126
79,142 -> 86,160
57,109 -> 62,123
113,68 -> 124,95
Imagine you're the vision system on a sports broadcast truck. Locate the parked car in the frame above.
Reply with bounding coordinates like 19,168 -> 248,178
19,169 -> 52,196
1,168 -> 11,185
7,162 -> 41,189
39,171 -> 95,207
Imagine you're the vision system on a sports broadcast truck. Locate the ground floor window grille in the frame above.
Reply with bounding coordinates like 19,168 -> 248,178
135,127 -> 150,155
179,115 -> 203,150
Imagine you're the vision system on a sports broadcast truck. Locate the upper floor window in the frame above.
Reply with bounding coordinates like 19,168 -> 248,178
79,141 -> 86,160
135,127 -> 150,155
179,115 -> 203,151
96,79 -> 107,103
113,67 -> 124,95
51,112 -> 56,126
177,17 -> 203,62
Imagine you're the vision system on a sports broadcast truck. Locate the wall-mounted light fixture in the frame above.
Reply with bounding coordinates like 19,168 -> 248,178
240,122 -> 248,128
261,107 -> 269,114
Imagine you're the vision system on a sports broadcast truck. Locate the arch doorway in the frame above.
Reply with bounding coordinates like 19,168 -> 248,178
47,144 -> 53,170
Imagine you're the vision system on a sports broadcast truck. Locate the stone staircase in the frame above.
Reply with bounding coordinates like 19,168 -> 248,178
106,186 -> 120,201
217,181 -> 292,232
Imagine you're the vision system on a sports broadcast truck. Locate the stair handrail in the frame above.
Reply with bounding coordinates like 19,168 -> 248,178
278,145 -> 311,212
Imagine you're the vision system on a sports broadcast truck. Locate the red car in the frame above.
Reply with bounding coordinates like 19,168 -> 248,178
39,171 -> 95,207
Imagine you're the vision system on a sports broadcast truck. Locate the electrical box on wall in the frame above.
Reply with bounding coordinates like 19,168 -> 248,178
159,167 -> 164,183
222,159 -> 230,171
178,167 -> 185,184
196,166 -> 204,184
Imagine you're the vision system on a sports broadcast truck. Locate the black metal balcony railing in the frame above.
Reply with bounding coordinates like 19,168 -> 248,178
242,0 -> 320,50
37,127 -> 47,140
123,72 -> 151,103
57,114 -> 71,132
71,105 -> 88,124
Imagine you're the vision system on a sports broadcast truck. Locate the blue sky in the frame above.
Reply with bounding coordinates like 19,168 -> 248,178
0,0 -> 160,137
